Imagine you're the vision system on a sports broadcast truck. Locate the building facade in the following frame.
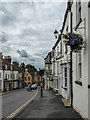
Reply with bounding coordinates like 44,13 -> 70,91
44,52 -> 52,90
45,1 -> 90,119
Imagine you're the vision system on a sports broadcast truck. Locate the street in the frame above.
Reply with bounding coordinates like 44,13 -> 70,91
2,88 -> 37,119
14,88 -> 83,119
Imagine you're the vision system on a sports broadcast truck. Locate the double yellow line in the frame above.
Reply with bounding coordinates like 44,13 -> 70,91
5,89 -> 38,119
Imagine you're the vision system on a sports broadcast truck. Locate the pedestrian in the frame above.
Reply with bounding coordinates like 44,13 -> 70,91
29,84 -> 31,91
27,83 -> 30,91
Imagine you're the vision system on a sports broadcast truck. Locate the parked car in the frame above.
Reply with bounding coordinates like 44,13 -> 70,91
31,84 -> 37,89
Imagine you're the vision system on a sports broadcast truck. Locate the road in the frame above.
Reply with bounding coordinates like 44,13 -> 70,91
2,88 -> 37,119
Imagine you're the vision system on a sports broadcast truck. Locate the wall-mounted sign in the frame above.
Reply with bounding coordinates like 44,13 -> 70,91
46,70 -> 52,74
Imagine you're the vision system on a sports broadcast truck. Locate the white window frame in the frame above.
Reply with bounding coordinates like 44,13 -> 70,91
62,66 -> 67,88
8,74 -> 9,79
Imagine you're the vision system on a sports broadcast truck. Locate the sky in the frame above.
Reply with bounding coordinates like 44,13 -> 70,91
0,1 -> 67,69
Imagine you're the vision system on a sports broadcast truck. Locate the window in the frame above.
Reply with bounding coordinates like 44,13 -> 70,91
13,67 -> 15,70
57,79 -> 58,89
0,73 -> 1,78
8,66 -> 11,70
57,61 -> 59,75
5,65 -> 7,70
8,74 -> 9,79
64,68 -> 67,87
76,0 -> 81,24
13,74 -> 15,79
62,66 -> 67,88
28,77 -> 30,80
25,77 -> 27,80
26,73 -> 28,76
10,74 -> 12,79
0,80 -> 1,89
32,77 -> 34,80
48,65 -> 50,70
17,74 -> 18,79
5,74 -> 7,79
57,46 -> 59,56
38,77 -> 39,80
78,52 -> 82,80
65,46 -> 68,54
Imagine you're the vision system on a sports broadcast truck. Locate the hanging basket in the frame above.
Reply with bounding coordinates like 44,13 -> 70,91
61,33 -> 84,52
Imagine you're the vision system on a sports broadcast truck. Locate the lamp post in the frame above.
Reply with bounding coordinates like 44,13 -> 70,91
39,69 -> 44,97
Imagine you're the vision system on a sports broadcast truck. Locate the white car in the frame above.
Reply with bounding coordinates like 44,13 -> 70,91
31,84 -> 37,89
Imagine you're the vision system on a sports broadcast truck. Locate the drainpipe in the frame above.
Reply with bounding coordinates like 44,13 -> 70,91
70,10 -> 73,108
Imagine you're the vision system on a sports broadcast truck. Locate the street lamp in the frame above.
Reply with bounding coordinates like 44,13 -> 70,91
54,29 -> 58,39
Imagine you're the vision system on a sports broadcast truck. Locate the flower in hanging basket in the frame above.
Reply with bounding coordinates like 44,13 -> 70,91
61,33 -> 84,52
61,34 -> 69,44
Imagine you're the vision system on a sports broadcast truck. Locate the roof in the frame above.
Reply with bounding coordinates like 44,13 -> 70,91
2,59 -> 11,66
61,1 -> 73,34
52,35 -> 61,50
44,52 -> 51,60
25,71 -> 40,77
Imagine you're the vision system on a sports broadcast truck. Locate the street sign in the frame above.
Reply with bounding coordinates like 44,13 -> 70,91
46,70 -> 52,74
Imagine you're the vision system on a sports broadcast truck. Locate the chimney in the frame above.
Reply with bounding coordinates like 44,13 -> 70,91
0,53 -> 3,60
4,56 -> 11,63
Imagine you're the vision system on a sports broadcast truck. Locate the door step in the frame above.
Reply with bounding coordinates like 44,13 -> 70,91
62,98 -> 70,108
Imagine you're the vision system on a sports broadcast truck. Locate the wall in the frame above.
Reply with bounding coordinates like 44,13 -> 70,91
72,2 -> 89,118
0,70 -> 3,91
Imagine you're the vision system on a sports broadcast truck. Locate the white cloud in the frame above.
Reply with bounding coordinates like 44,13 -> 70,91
1,1 -> 67,69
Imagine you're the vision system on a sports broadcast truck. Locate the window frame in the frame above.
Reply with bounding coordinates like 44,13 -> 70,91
77,52 -> 82,80
28,77 -> 30,81
76,0 -> 81,25
0,73 -> 1,78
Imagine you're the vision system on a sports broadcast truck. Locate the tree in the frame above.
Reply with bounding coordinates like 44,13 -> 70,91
26,64 -> 37,72
20,62 -> 25,72
39,69 -> 44,77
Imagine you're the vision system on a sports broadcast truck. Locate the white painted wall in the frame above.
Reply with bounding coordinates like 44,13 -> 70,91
72,1 -> 89,118
0,70 -> 3,91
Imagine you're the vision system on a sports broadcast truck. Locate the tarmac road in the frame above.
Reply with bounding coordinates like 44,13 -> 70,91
2,88 -> 37,119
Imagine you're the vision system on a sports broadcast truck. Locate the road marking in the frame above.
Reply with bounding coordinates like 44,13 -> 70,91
5,89 -> 38,119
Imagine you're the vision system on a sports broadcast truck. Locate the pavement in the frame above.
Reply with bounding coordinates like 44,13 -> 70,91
0,88 -> 24,96
14,88 -> 83,119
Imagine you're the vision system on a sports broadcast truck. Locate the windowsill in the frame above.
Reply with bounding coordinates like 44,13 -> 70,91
74,18 -> 82,31
75,80 -> 82,86
61,86 -> 67,90
88,85 -> 90,89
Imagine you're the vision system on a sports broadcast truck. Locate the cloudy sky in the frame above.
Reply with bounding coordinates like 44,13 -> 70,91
0,1 -> 67,69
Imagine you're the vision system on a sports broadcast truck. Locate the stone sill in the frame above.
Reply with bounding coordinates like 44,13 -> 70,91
75,80 -> 82,86
61,86 -> 67,90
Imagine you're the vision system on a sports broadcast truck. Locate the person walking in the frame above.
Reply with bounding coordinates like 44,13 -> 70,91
27,83 -> 30,91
